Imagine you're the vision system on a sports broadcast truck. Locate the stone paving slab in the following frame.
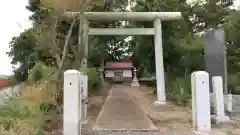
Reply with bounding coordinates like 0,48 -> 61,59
93,85 -> 157,131
92,131 -> 196,135
91,130 -> 227,135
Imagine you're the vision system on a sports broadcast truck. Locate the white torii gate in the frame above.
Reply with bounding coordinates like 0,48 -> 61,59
65,12 -> 182,105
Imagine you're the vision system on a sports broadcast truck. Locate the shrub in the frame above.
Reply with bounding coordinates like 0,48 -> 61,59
166,76 -> 191,105
0,99 -> 45,134
8,75 -> 19,86
28,62 -> 56,84
87,68 -> 101,93
0,82 -> 60,135
228,73 -> 240,94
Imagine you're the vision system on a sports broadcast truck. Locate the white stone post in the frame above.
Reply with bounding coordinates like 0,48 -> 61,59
64,70 -> 81,135
191,72 -> 197,129
212,76 -> 230,122
131,67 -> 140,87
154,18 -> 166,105
80,74 -> 88,124
227,94 -> 232,112
191,71 -> 211,132
99,68 -> 105,84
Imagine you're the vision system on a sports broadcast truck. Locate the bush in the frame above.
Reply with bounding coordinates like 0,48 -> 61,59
0,99 -> 45,134
8,75 -> 19,86
228,73 -> 240,94
87,68 -> 101,93
28,62 -> 56,84
0,82 -> 61,135
166,76 -> 191,105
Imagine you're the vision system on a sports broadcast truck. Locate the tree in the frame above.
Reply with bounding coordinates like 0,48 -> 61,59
7,28 -> 41,81
222,10 -> 240,93
191,0 -> 234,32
8,0 -> 240,94
128,0 -> 197,77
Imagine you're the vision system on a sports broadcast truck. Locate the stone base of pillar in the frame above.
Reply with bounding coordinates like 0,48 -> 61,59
154,100 -> 166,106
131,78 -> 140,87
211,115 -> 231,124
131,82 -> 140,87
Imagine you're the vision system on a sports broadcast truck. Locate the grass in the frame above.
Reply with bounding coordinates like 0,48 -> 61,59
0,81 -> 61,135
150,75 -> 192,106
165,76 -> 191,106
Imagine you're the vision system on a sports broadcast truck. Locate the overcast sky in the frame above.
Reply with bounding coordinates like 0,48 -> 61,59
0,0 -> 239,75
0,0 -> 32,75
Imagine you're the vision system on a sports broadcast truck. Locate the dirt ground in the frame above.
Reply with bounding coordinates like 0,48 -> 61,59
80,84 -> 240,135
126,86 -> 240,135
125,86 -> 193,132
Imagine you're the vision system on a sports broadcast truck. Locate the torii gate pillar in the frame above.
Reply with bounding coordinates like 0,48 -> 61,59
154,18 -> 166,105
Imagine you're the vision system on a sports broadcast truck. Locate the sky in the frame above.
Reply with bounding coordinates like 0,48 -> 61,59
0,0 -> 239,76
0,0 -> 32,75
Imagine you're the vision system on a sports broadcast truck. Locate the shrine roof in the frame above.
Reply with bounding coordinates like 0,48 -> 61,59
105,60 -> 133,69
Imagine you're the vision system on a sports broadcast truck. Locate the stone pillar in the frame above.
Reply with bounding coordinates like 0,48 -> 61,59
212,76 -> 230,123
131,67 -> 140,87
81,16 -> 89,75
64,70 -> 81,135
227,94 -> 233,112
154,18 -> 166,105
191,71 -> 211,132
80,73 -> 88,124
204,29 -> 228,94
99,68 -> 104,84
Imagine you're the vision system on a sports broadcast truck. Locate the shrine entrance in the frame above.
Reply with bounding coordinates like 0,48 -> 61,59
114,70 -> 123,82
64,12 -> 182,105
63,11 -> 183,135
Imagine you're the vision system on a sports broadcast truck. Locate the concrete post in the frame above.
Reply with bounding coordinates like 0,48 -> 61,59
227,94 -> 233,112
153,18 -> 166,105
64,70 -> 81,135
99,68 -> 105,84
80,74 -> 88,124
191,71 -> 211,132
191,72 -> 197,129
82,17 -> 89,75
212,76 -> 230,122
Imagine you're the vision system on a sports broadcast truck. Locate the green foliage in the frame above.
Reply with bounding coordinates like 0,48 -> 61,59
87,68 -> 102,93
0,96 -> 59,134
32,128 -> 45,135
228,73 -> 240,94
166,76 -> 191,106
0,100 -> 45,132
4,0 -> 240,134
7,0 -> 240,105
38,100 -> 57,113
28,62 -> 55,84
222,10 -> 240,94
7,75 -> 19,86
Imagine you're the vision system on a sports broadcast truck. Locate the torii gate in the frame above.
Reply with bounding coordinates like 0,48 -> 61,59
65,12 -> 182,105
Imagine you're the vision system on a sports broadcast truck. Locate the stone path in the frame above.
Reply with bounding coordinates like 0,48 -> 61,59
93,84 -> 157,131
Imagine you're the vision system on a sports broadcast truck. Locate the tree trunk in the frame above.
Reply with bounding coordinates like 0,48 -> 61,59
58,18 -> 76,72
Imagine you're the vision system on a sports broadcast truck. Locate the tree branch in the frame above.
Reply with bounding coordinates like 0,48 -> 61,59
58,16 -> 77,71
